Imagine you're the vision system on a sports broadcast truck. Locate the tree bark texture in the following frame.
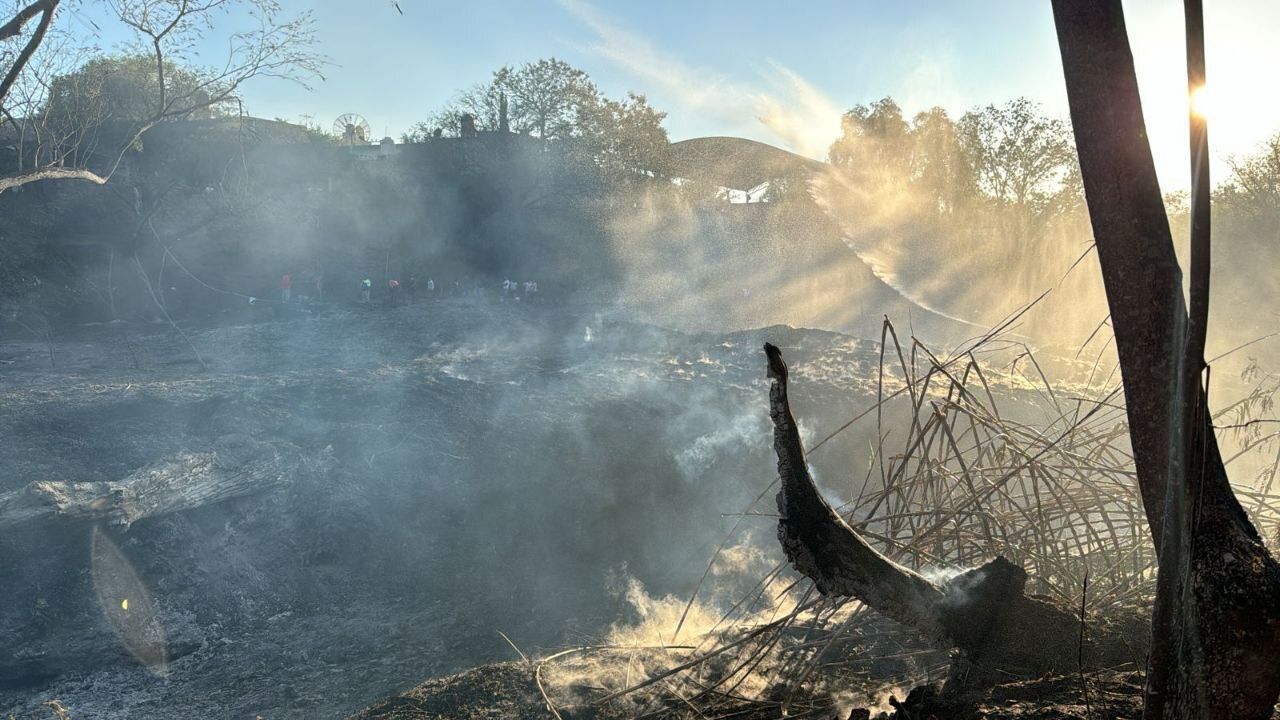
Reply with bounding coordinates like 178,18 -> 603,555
1051,3 -> 1280,717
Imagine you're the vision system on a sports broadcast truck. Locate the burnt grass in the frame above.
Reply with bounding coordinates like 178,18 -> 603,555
348,661 -> 1148,720
0,300 -> 891,719
0,301 -> 1156,719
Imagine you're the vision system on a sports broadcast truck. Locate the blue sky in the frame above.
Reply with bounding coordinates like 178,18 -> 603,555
74,0 -> 1280,191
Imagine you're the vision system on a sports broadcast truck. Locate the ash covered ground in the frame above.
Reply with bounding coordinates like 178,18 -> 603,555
0,300 -> 894,719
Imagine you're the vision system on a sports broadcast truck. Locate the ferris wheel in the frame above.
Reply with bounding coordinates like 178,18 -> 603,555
333,113 -> 371,146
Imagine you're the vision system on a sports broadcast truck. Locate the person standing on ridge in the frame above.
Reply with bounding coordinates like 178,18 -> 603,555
281,273 -> 292,304
360,277 -> 372,304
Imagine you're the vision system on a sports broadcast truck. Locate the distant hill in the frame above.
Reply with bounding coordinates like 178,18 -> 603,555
0,123 -> 966,342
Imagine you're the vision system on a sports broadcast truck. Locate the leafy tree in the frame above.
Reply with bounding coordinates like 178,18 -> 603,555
0,0 -> 322,193
424,58 -> 597,141
35,52 -> 234,164
414,58 -> 670,185
1209,131 -> 1280,314
907,106 -> 975,213
819,96 -> 1095,330
828,96 -> 1076,223
958,98 -> 1077,221
1219,131 -> 1280,217
828,97 -> 911,172
44,54 -> 229,128
828,100 -> 981,214
505,57 -> 595,140
415,66 -> 514,138
573,91 -> 668,180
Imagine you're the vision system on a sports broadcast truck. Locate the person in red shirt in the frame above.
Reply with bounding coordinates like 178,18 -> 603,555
281,273 -> 292,303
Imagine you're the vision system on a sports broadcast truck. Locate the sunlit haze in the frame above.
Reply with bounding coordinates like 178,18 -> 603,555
73,0 -> 1280,190
5,3 -> 1280,719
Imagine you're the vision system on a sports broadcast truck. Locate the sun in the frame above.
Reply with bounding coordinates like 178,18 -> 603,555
1190,84 -> 1215,121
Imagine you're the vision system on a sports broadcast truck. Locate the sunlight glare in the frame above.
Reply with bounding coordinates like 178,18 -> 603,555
1190,84 -> 1214,121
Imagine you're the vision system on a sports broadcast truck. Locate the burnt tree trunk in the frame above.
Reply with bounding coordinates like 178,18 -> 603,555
765,343 -> 1126,685
1051,3 -> 1280,719
0,436 -> 316,530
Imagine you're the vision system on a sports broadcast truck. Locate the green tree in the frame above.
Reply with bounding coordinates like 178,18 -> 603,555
506,57 -> 595,140
828,97 -> 911,172
819,96 -> 1096,330
414,58 -> 670,184
418,66 -> 514,137
957,98 -> 1076,217
573,91 -> 668,181
1219,131 -> 1280,217
1210,130 -> 1280,314
827,99 -> 979,213
43,54 -> 230,135
420,59 -> 598,141
908,106 -> 975,213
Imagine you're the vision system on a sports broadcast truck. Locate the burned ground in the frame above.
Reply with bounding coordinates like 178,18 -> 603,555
2,300 -> 1272,719
0,301 -> 894,719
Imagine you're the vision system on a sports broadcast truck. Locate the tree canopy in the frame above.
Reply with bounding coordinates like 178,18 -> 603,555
0,0 -> 321,193
1220,131 -> 1280,217
43,54 -> 231,130
829,96 -> 1078,224
408,57 -> 670,183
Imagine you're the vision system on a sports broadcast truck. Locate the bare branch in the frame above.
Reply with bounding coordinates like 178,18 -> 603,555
0,0 -> 321,194
0,0 -> 58,104
0,164 -> 107,191
0,0 -> 54,41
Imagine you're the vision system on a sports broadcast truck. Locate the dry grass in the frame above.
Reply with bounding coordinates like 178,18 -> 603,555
532,302 -> 1280,719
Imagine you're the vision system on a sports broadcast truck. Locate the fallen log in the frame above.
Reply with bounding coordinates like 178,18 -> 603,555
0,436 -> 315,530
765,342 -> 1137,685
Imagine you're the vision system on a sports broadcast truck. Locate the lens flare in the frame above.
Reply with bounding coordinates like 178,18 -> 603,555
91,526 -> 168,675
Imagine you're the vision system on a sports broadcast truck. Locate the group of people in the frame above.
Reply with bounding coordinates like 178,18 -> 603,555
366,275 -> 544,305
279,270 -> 324,304
360,274 -> 439,305
500,278 -> 539,303
276,269 -> 546,307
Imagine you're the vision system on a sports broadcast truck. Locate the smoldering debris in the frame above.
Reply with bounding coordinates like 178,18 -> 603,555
0,302 -> 886,719
422,315 -> 1279,720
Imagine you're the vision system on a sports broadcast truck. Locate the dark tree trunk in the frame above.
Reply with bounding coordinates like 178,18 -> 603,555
759,2 -> 1279,715
1050,2 -> 1280,718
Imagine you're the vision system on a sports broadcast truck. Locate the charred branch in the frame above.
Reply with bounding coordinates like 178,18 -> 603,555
0,436 -> 318,530
765,342 -> 1124,684
767,342 -> 946,635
